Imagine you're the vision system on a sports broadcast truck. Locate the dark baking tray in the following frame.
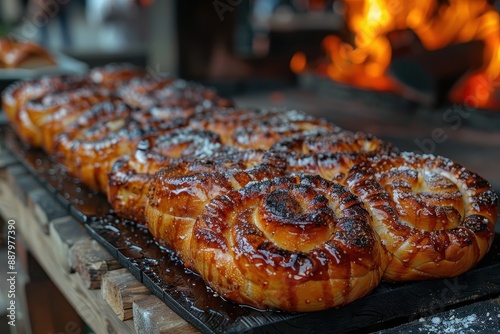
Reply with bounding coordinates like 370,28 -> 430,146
2,123 -> 500,333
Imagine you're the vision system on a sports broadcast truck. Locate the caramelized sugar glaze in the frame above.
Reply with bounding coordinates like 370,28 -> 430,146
345,153 -> 498,281
2,64 -> 498,312
191,174 -> 386,311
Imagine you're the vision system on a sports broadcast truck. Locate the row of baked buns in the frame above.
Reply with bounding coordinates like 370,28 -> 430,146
2,64 -> 498,312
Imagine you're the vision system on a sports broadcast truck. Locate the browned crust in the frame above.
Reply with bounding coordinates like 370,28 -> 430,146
346,152 -> 498,281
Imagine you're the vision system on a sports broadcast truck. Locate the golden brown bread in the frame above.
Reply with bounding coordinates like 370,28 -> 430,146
2,75 -> 90,125
272,131 -> 398,181
145,150 -> 287,261
118,76 -> 233,110
107,129 -> 225,223
272,131 -> 394,156
2,63 -> 144,145
190,174 -> 387,311
21,88 -> 117,151
345,152 -> 498,281
54,101 -> 187,192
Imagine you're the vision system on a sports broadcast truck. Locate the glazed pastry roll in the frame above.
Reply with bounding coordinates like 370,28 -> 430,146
272,131 -> 397,181
108,129 -> 226,223
54,101 -> 187,191
118,76 -> 233,110
346,152 -> 498,281
191,174 -> 387,311
19,88 -> 117,151
145,150 -> 287,261
189,108 -> 342,149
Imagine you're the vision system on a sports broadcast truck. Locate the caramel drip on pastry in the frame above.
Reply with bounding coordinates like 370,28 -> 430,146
346,152 -> 498,281
191,174 -> 386,311
273,131 -> 398,182
145,151 -> 287,263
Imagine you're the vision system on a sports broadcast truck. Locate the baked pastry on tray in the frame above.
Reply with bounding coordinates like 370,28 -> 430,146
2,64 -> 498,313
0,38 -> 56,69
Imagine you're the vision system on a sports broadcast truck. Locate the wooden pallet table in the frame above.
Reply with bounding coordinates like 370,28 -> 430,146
0,149 -> 197,334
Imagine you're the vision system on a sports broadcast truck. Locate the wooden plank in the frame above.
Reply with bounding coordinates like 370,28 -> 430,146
0,151 -> 17,168
49,216 -> 91,273
4,167 -> 69,234
0,180 -> 136,334
9,172 -> 72,234
70,239 -> 122,289
102,268 -> 151,320
133,296 -> 198,334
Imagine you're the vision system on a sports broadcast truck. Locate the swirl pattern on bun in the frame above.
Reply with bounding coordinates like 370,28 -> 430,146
191,174 -> 387,311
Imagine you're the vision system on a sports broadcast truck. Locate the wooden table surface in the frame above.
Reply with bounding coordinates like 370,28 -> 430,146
0,148 -> 197,334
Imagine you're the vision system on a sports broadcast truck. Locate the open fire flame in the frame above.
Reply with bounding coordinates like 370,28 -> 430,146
291,0 -> 500,109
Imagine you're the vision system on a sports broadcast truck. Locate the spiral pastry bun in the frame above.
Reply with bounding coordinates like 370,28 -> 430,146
272,131 -> 398,182
191,174 -> 387,311
118,76 -> 233,110
54,101 -> 186,191
230,111 -> 341,150
346,153 -> 498,281
272,131 -> 394,156
145,150 -> 287,261
2,75 -> 90,124
0,38 -> 55,69
2,63 -> 143,141
188,108 -> 338,148
20,88 -> 117,151
107,129 -> 224,222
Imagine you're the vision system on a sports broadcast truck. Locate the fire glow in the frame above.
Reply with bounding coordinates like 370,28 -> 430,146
291,0 -> 500,109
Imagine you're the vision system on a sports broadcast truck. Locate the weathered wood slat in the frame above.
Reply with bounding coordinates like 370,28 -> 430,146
5,192 -> 136,333
8,172 -> 72,234
49,216 -> 91,273
70,239 -> 122,289
0,145 -> 195,333
133,296 -> 198,334
102,268 -> 151,320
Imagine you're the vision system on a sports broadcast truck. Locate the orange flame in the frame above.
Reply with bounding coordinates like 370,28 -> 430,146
291,0 -> 500,109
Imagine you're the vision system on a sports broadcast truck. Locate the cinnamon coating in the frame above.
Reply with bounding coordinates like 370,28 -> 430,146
22,88 -> 117,151
54,101 -> 187,191
272,131 -> 398,182
189,108 -> 341,148
191,174 -> 387,311
346,152 -> 498,281
2,63 -> 144,144
145,150 -> 287,261
108,129 -> 225,222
